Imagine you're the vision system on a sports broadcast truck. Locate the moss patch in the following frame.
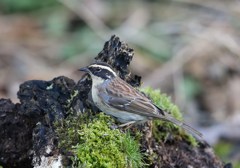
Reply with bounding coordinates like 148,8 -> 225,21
140,87 -> 198,146
55,113 -> 143,168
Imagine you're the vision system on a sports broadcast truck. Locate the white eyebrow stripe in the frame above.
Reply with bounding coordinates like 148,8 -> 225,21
90,64 -> 117,76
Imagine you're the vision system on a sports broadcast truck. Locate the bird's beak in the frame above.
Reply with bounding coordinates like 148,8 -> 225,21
79,67 -> 89,73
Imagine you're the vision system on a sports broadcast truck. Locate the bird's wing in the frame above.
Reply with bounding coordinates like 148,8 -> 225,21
99,77 -> 162,118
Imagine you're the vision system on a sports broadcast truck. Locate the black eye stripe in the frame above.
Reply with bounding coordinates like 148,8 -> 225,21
95,67 -> 101,72
91,68 -> 115,79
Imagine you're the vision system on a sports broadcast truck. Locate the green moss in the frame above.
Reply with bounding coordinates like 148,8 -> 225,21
122,132 -> 143,168
55,113 -> 86,151
63,90 -> 80,116
66,90 -> 79,108
55,113 -> 143,168
74,114 -> 125,167
140,87 -> 198,146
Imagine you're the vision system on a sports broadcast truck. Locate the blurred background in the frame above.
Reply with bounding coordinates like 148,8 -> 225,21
0,0 -> 240,167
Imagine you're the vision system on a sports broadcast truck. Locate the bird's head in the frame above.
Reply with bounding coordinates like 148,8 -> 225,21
79,62 -> 117,82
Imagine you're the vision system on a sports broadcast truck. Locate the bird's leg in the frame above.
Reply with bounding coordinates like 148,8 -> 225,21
118,121 -> 136,129
146,121 -> 153,154
148,121 -> 153,138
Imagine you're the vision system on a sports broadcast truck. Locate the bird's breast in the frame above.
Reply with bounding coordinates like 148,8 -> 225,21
91,85 -> 101,107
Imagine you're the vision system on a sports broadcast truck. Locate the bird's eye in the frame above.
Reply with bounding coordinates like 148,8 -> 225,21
95,67 -> 101,72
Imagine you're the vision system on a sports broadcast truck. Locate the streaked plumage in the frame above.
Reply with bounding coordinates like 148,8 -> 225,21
79,62 -> 202,138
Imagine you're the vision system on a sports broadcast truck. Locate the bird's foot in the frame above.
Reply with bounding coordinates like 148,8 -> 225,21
118,121 -> 136,129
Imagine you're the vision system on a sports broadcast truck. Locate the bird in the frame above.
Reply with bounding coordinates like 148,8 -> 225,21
79,62 -> 202,139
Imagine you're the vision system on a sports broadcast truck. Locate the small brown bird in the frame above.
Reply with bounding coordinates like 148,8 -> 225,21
79,62 -> 202,138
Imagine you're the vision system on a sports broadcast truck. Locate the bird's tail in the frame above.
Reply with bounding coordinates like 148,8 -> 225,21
157,110 -> 203,140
